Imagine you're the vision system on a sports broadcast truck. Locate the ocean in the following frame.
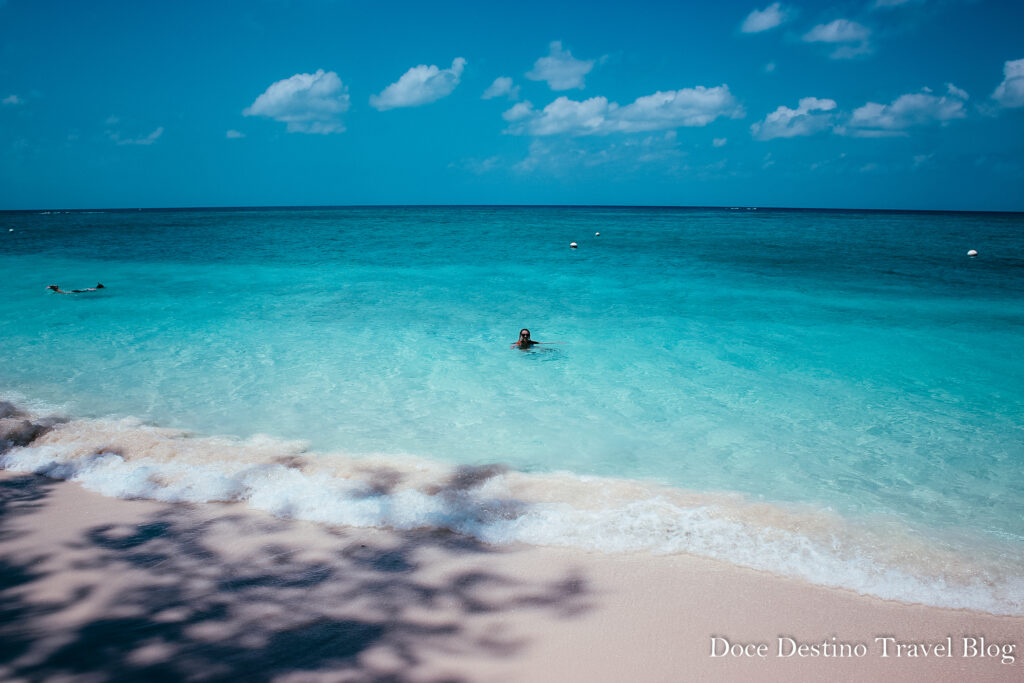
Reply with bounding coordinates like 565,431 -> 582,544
1,206 -> 1022,614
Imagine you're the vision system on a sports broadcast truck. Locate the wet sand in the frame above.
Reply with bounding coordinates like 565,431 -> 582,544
1,470 -> 1021,682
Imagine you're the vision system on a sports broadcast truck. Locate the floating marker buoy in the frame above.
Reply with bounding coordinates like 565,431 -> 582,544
967,249 -> 978,257
570,242 -> 578,249
7,229 -> 12,232
595,232 -> 600,236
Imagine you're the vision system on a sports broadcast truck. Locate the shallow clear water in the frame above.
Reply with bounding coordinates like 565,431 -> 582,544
2,206 -> 1023,612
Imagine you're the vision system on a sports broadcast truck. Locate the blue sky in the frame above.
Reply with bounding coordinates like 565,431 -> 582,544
1,0 -> 1021,210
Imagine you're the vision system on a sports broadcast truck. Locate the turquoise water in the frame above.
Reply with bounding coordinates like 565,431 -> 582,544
2,206 -> 1023,612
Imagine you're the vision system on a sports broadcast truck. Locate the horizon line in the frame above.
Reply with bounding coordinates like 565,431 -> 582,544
2,203 -> 1023,216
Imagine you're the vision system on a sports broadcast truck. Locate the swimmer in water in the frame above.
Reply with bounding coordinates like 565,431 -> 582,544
47,283 -> 105,294
512,328 -> 561,349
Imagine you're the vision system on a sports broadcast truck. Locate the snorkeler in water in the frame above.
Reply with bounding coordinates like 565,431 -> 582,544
47,283 -> 105,294
511,328 -> 563,349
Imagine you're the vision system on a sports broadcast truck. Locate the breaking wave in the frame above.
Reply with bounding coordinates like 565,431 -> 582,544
2,397 -> 1022,616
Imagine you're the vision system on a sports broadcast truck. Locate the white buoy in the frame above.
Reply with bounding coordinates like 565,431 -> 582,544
570,242 -> 578,249
7,229 -> 12,232
967,249 -> 978,257
595,232 -> 600,236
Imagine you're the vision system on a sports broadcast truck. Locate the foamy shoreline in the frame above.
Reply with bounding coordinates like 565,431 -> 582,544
2,396 -> 1023,617
1,469 -> 1022,681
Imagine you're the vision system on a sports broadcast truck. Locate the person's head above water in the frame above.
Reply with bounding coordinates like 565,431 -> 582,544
513,328 -> 541,349
512,328 -> 562,349
47,285 -> 59,291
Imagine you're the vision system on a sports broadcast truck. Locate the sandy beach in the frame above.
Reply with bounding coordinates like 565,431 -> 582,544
1,469 -> 1021,682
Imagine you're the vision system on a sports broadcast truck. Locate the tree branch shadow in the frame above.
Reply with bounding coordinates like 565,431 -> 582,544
0,473 -> 592,682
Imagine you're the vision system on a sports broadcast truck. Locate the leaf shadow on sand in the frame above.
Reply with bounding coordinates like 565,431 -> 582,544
0,472 -> 592,682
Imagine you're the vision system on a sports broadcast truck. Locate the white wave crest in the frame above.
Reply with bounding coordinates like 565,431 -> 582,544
2,409 -> 1022,615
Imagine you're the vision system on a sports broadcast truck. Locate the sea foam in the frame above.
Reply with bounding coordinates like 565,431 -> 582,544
2,402 -> 1022,616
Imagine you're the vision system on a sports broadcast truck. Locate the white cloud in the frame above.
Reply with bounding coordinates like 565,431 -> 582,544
370,57 -> 466,111
244,69 -> 350,134
2,94 -> 23,105
847,86 -> 967,135
751,97 -> 837,140
506,97 -> 607,135
482,76 -> 519,100
803,19 -> 870,43
803,19 -> 872,59
992,58 -> 1024,108
226,129 -> 245,139
945,83 -> 969,100
109,126 -> 164,146
525,41 -> 596,91
502,101 -> 534,122
741,3 -> 790,33
616,87 -> 743,129
764,62 -> 776,73
713,137 -> 728,147
504,85 -> 743,136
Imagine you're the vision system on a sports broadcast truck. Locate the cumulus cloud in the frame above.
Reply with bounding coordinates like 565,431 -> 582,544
713,137 -> 728,147
482,76 -> 519,100
370,57 -> 466,111
992,58 -> 1024,108
226,129 -> 245,139
504,85 -> 743,136
510,97 -> 608,136
847,86 -> 967,136
741,3 -> 790,33
526,41 -> 596,91
803,19 -> 872,59
244,69 -> 350,134
502,101 -> 534,122
109,126 -> 164,146
751,97 -> 837,140
2,94 -> 23,105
